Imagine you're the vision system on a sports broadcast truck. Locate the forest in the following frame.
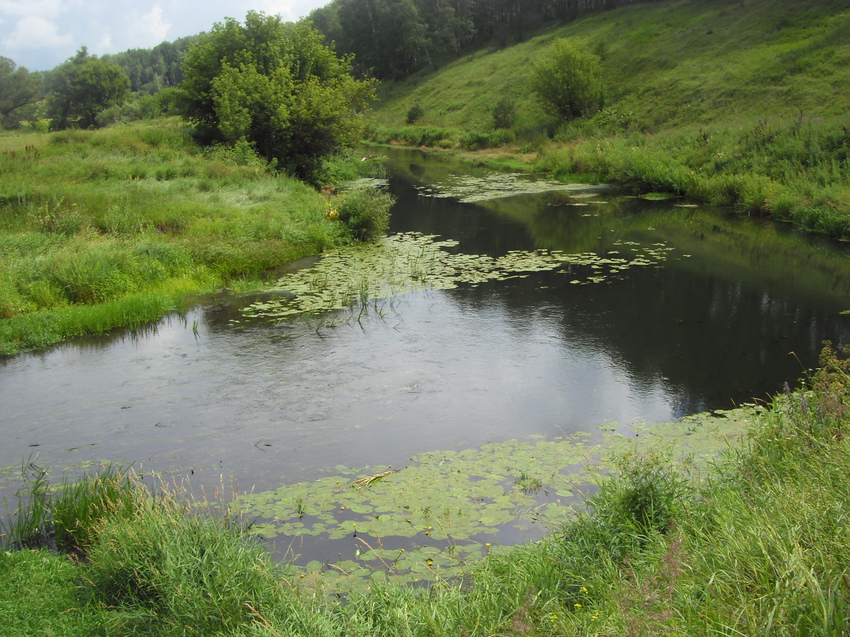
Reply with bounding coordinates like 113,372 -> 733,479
0,0 -> 655,131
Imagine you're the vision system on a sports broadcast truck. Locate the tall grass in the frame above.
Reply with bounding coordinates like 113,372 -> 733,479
0,120 -> 392,355
3,344 -> 850,634
537,117 -> 850,236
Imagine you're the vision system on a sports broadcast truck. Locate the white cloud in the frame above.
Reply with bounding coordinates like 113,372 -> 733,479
0,0 -> 68,19
0,0 -> 329,70
2,15 -> 72,50
136,4 -> 171,44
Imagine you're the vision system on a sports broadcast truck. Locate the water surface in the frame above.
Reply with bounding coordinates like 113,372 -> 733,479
2,149 -> 849,503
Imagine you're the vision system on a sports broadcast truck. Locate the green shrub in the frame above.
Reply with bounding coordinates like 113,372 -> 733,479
406,103 -> 424,125
336,185 -> 395,242
459,129 -> 516,150
492,98 -> 516,130
530,38 -> 603,121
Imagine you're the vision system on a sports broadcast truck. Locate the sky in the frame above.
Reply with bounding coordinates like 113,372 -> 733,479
0,0 -> 331,72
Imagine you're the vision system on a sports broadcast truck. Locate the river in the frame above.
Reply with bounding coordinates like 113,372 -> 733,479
1,148 -> 849,572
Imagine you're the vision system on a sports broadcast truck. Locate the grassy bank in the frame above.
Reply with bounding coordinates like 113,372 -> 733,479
2,344 -> 849,635
369,0 -> 850,238
0,120 -> 391,356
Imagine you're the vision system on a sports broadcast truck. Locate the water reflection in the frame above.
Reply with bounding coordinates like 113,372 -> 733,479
1,148 -> 849,504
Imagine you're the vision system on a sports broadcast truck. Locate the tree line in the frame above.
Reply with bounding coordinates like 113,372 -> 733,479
0,0 -> 646,180
0,0 -> 652,130
309,0 -> 662,79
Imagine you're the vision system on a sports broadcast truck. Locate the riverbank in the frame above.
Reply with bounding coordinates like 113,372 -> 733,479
367,0 -> 850,239
0,120 -> 391,356
2,343 -> 848,634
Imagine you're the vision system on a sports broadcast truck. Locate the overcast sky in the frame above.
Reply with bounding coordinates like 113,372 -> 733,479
0,1 -> 331,72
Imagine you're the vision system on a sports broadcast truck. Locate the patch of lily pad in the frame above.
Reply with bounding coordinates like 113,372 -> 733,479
234,233 -> 687,324
415,172 -> 604,203
236,403 -> 761,591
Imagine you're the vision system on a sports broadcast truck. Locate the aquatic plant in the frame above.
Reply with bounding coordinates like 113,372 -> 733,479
414,171 -> 601,203
237,232 -> 683,325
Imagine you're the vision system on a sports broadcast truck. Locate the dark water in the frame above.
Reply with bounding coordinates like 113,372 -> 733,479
2,148 -> 849,503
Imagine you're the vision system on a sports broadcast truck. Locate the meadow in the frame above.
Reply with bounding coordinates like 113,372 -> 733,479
0,121 -> 390,355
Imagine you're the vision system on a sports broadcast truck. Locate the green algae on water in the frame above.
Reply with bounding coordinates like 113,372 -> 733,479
236,404 -> 757,591
414,172 -> 604,203
234,232 -> 683,323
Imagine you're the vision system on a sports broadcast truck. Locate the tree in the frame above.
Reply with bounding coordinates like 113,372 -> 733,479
45,49 -> 130,129
529,38 -> 603,120
180,12 -> 375,182
0,58 -> 42,129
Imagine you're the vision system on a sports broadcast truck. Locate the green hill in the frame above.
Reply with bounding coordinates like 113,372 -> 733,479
372,0 -> 850,131
369,0 -> 850,236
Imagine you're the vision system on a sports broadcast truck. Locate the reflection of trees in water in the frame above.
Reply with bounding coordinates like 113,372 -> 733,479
382,149 -> 850,417
444,264 -> 849,417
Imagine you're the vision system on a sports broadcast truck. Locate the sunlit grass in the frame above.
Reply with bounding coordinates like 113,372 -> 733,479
0,120 -> 390,355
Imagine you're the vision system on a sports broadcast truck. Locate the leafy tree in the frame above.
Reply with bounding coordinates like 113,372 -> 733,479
45,49 -> 130,130
0,58 -> 42,129
180,12 -> 375,182
492,97 -> 515,129
529,38 -> 603,121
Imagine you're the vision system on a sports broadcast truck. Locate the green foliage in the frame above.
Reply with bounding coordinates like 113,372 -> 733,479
335,184 -> 394,242
371,124 -> 456,148
539,116 -> 850,237
406,102 -> 424,124
311,0 -> 646,80
102,36 -> 196,93
180,12 -> 376,182
0,57 -> 41,129
0,120 -> 353,354
459,129 -> 515,150
46,48 -> 131,130
530,38 -> 603,121
492,97 -> 516,130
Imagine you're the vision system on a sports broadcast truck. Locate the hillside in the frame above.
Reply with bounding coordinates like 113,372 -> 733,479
371,0 -> 850,132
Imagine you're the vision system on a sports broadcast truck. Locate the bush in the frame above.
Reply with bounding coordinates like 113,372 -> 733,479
336,185 -> 395,242
492,98 -> 516,130
530,38 -> 603,121
459,129 -> 516,150
406,103 -> 424,125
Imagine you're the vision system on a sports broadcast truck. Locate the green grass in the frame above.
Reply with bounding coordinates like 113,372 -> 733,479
3,344 -> 850,635
0,120 -> 391,355
369,0 -> 850,237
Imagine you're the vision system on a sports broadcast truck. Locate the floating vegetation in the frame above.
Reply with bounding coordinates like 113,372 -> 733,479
235,233 -> 683,323
236,404 -> 758,591
415,172 -> 603,203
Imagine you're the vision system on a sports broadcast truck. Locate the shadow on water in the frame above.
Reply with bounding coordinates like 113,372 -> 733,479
1,147 -> 849,573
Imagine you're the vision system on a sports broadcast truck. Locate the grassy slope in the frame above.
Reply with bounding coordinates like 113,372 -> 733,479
370,0 -> 850,234
373,0 -> 850,132
0,121 -> 373,355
